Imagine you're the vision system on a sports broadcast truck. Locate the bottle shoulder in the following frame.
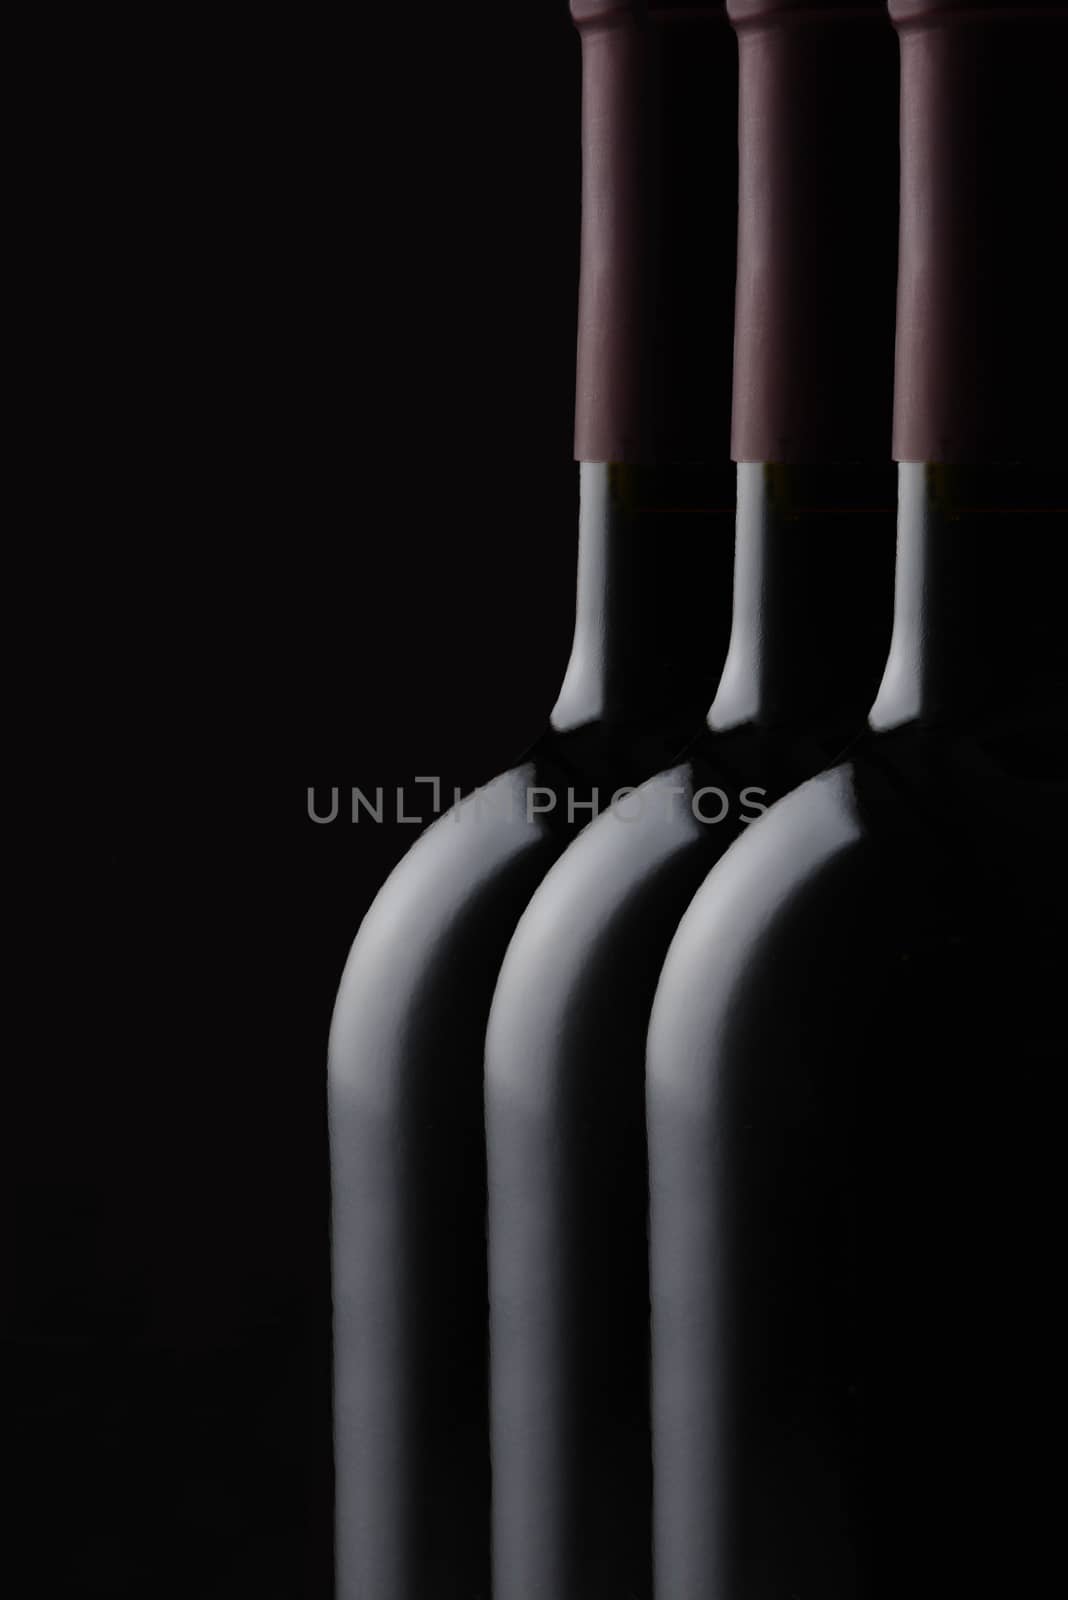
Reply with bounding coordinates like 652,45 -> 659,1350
329,763 -> 566,1098
485,764 -> 712,1110
851,718 -> 1068,912
650,766 -> 873,1052
493,763 -> 709,962
648,728 -> 1068,1108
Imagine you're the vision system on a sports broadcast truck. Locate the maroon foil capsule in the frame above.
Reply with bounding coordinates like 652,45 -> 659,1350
891,0 -> 1068,461
727,0 -> 898,462
571,1 -> 736,462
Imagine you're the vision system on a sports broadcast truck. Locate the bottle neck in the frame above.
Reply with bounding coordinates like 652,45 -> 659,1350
551,462 -> 735,738
707,464 -> 896,737
869,465 -> 1068,734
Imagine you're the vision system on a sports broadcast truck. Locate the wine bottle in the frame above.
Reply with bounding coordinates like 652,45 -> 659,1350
647,4 -> 1068,1596
328,5 -> 739,1595
485,6 -> 899,1597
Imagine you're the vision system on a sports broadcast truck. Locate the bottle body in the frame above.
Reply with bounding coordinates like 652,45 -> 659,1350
647,3 -> 1068,1580
647,467 -> 1068,1597
485,465 -> 896,1600
329,466 -> 735,1599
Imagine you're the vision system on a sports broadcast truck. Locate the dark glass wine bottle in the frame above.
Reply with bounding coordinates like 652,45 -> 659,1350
647,5 -> 1068,1597
485,6 -> 899,1598
328,5 -> 739,1595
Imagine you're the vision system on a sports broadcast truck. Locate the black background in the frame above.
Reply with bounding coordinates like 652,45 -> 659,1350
12,6 -> 584,1595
